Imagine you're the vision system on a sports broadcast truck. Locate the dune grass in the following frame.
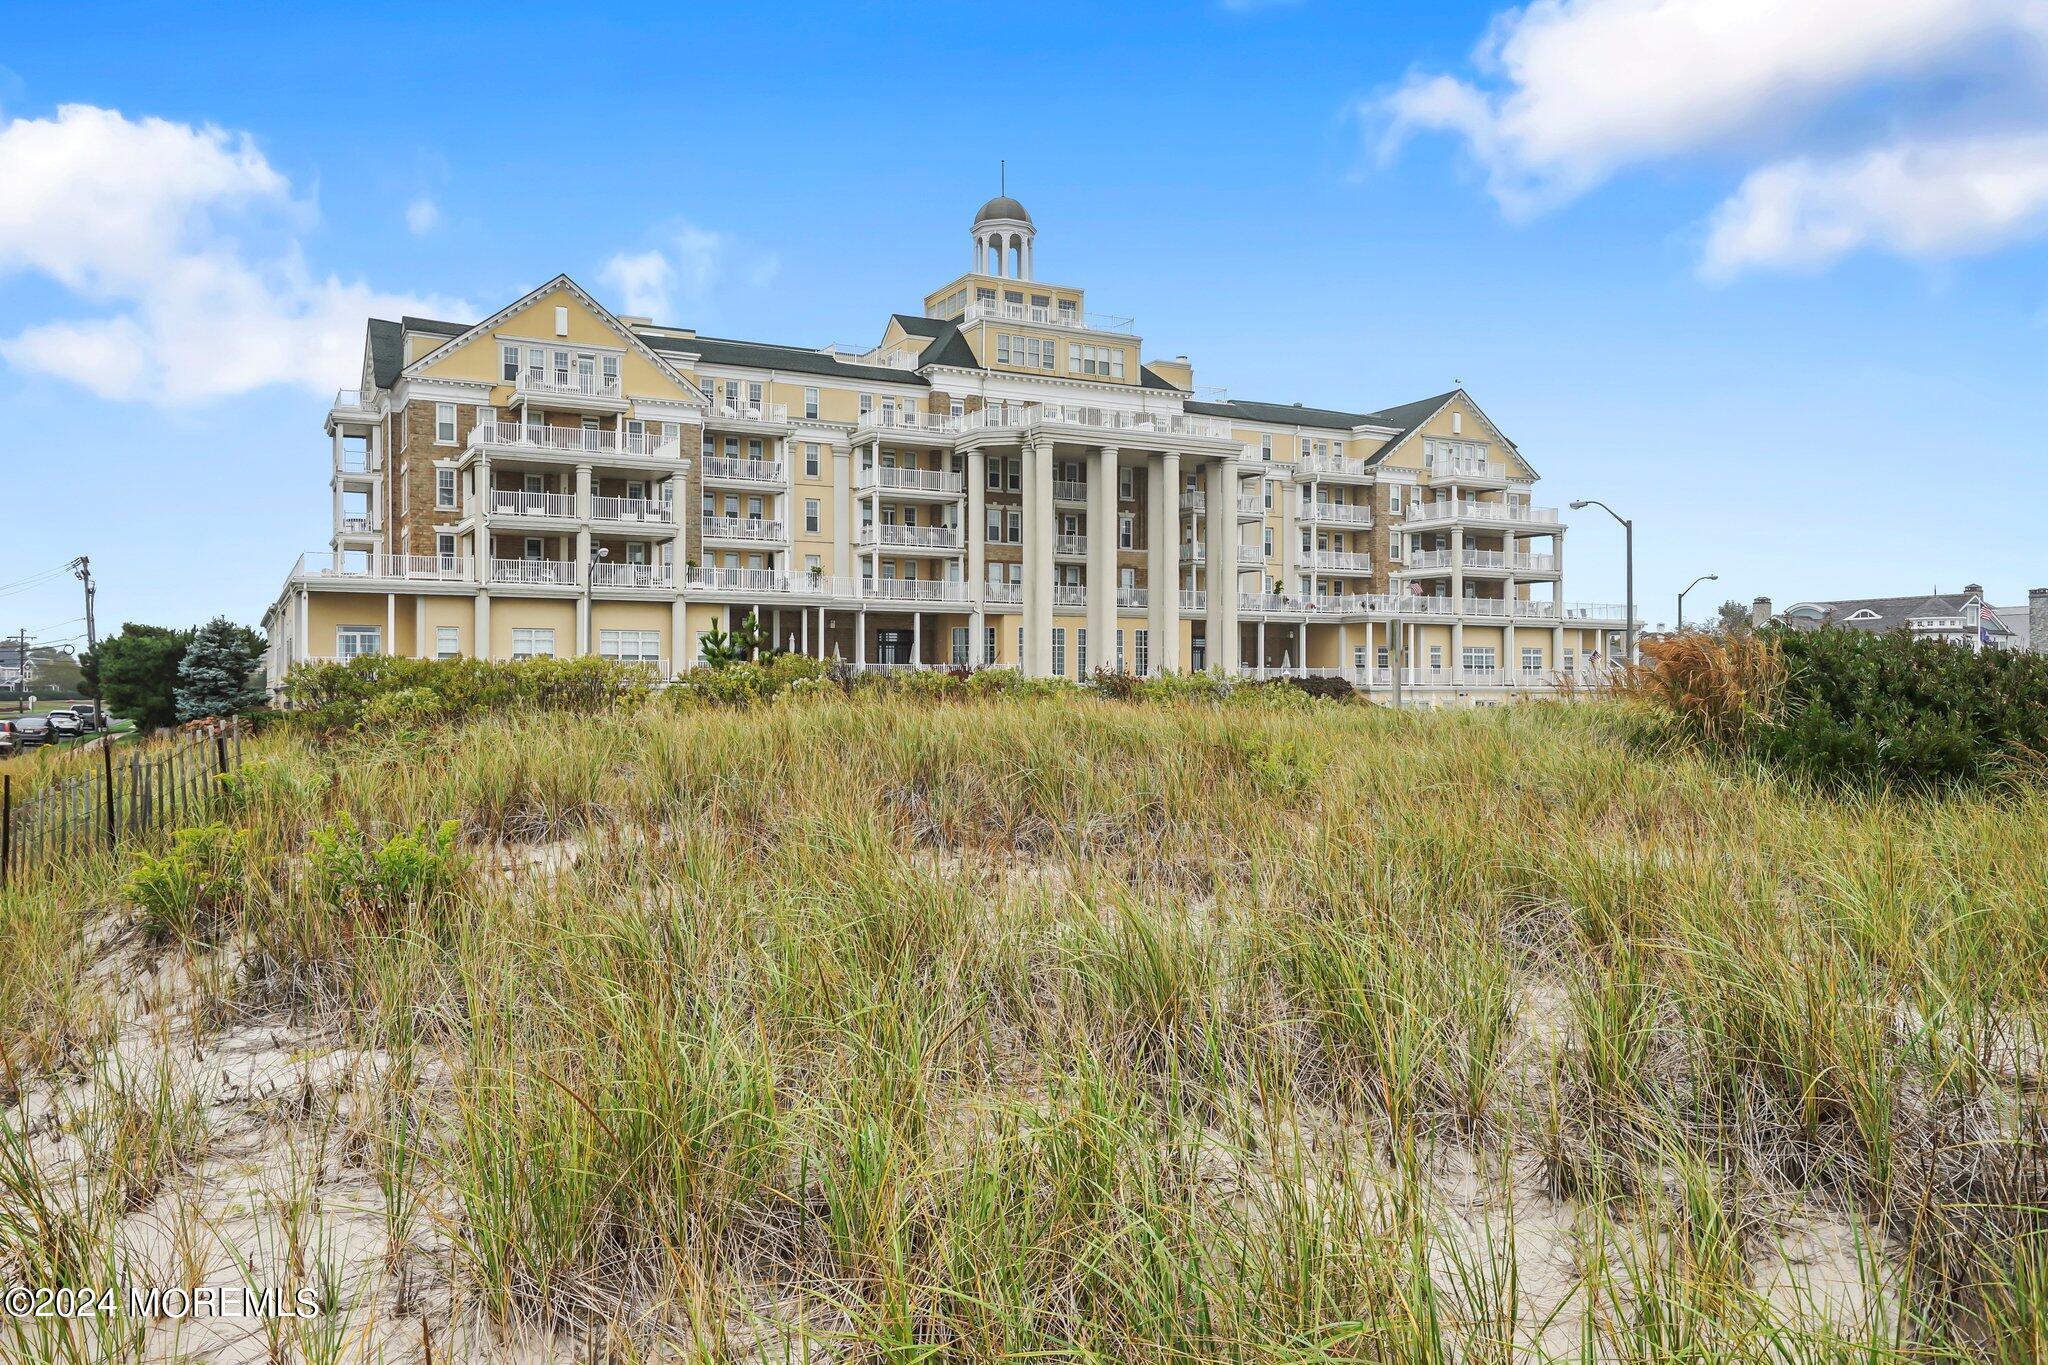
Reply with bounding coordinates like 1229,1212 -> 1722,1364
2,689 -> 2045,1360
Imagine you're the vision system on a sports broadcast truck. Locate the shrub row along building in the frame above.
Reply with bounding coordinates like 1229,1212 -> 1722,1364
264,199 -> 1629,698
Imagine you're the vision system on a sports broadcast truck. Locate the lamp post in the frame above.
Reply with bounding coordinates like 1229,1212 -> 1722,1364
1677,573 -> 1718,631
585,544 -> 609,657
1569,499 -> 1635,666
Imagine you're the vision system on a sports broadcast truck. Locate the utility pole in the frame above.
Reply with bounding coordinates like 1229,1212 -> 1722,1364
72,557 -> 115,846
11,629 -> 24,714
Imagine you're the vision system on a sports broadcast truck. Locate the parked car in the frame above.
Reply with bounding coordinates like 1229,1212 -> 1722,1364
44,710 -> 83,740
0,721 -> 15,756
69,703 -> 107,730
6,715 -> 52,749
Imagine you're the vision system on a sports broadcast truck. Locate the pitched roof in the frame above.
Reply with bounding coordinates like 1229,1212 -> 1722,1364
1139,365 -> 1185,392
1184,398 -> 1369,430
367,318 -> 405,389
1783,592 -> 2012,636
1359,391 -> 1462,466
643,333 -> 930,387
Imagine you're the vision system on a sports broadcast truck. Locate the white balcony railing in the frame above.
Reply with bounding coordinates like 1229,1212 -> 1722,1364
516,371 -> 624,402
1052,585 -> 1086,608
294,553 -> 470,583
859,465 -> 964,495
591,496 -> 673,525
489,558 -> 579,586
1427,451 -> 1498,480
958,299 -> 1134,334
1053,479 -> 1089,503
855,410 -> 961,436
1179,543 -> 1207,564
1303,501 -> 1374,527
469,422 -> 678,459
859,524 -> 961,550
689,567 -> 788,594
985,582 -> 1023,605
861,579 -> 969,603
1237,495 -> 1266,519
340,516 -> 376,535
591,562 -> 674,589
1180,491 -> 1207,513
700,516 -> 787,543
1179,590 -> 1208,611
1055,534 -> 1088,557
700,455 -> 785,485
1298,452 -> 1375,480
1306,550 -> 1373,573
490,489 -> 576,519
1117,587 -> 1149,609
708,400 -> 790,424
1407,499 -> 1558,527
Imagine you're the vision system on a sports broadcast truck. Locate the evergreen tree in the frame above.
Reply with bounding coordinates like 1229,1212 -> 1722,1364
82,623 -> 192,729
173,617 -> 267,721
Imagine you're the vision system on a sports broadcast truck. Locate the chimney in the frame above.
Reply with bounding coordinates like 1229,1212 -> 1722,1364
2030,587 -> 2047,655
1751,596 -> 1773,628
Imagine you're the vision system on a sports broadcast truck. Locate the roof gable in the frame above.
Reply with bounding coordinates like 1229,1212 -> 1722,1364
403,275 -> 702,403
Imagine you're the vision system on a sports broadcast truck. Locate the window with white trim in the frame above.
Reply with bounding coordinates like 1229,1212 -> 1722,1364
599,629 -> 661,664
1076,628 -> 1087,676
511,627 -> 556,660
951,626 -> 970,667
805,499 -> 820,534
336,626 -> 381,659
1522,647 -> 1544,673
804,387 -> 819,420
1461,645 -> 1497,671
436,626 -> 461,659
1051,628 -> 1066,678
501,344 -> 519,382
434,403 -> 456,444
805,443 -> 820,478
1119,514 -> 1134,550
436,468 -> 457,509
1134,629 -> 1149,676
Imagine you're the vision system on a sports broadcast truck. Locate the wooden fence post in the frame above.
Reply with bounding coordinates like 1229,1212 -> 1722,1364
2,773 -> 11,890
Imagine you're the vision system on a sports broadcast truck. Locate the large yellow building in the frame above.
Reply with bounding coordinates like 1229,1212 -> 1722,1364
264,198 -> 1627,698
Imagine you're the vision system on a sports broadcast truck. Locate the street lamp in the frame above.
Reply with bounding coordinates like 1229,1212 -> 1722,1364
585,544 -> 610,655
1569,499 -> 1635,666
1677,573 -> 1718,631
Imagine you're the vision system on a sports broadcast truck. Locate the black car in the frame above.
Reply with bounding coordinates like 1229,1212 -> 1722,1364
6,715 -> 52,749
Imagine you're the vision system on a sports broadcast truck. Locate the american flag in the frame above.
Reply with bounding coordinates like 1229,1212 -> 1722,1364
1980,601 -> 1996,646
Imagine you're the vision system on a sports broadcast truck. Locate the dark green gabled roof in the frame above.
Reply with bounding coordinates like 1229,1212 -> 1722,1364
367,318 -> 406,389
890,314 -> 952,338
1357,392 -> 1459,465
1139,365 -> 1186,393
1181,389 -> 1467,462
643,333 -> 929,387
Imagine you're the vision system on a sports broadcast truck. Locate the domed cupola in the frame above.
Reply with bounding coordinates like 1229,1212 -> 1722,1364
971,184 -> 1035,279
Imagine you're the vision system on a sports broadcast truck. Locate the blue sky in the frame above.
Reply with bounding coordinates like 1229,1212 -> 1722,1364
3,0 -> 2044,650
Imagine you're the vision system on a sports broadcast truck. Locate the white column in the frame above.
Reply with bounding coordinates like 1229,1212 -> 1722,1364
415,595 -> 429,658
967,445 -> 986,665
856,609 -> 867,667
1279,472 -> 1298,593
833,442 -> 853,578
672,598 -> 689,675
475,592 -> 491,661
1024,439 -> 1056,676
1450,524 -> 1465,604
1088,445 -> 1117,671
295,589 -> 309,663
386,593 -> 396,657
1205,457 -> 1240,674
1148,451 -> 1179,675
912,610 -> 922,666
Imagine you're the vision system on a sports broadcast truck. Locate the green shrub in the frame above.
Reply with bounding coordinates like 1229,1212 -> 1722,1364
309,813 -> 462,931
1631,626 -> 2048,789
124,823 -> 250,945
282,656 -> 652,735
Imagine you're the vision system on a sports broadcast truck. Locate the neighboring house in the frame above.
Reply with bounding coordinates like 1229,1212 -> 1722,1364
1991,588 -> 2047,653
1771,584 -> 2021,649
0,641 -> 29,690
266,197 -> 1630,700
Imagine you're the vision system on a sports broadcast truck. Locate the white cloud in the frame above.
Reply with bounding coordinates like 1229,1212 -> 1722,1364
0,104 -> 466,404
404,196 -> 440,235
1379,0 -> 2042,216
1701,131 -> 2048,278
599,248 -> 675,317
597,220 -> 776,321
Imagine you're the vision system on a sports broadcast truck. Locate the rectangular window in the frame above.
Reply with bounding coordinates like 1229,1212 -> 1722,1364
435,531 -> 456,565
996,333 -> 1011,364
805,499 -> 820,534
436,468 -> 456,509
1261,435 -> 1273,461
804,387 -> 819,420
1119,514 -> 1134,550
1522,647 -> 1544,673
1119,467 -> 1134,500
336,625 -> 381,660
986,506 -> 1002,541
1134,629 -> 1149,676
501,344 -> 519,382
436,625 -> 461,659
599,629 -> 662,664
1051,628 -> 1066,678
805,443 -> 820,478
1076,629 -> 1087,677
512,627 -> 556,660
1461,646 -> 1498,671
984,627 -> 998,666
1115,629 -> 1125,672
1007,509 -> 1022,542
434,403 -> 456,444
951,626 -> 970,667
